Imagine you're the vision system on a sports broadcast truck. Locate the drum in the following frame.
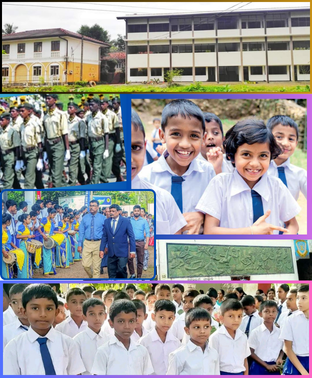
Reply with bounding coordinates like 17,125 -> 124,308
43,236 -> 56,249
3,251 -> 16,265
51,234 -> 65,245
68,230 -> 76,236
26,240 -> 43,254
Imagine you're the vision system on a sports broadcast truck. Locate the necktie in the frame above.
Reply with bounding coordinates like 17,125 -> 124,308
288,311 -> 293,316
20,325 -> 28,331
251,190 -> 264,223
245,315 -> 253,338
171,176 -> 185,213
36,337 -> 56,375
146,150 -> 154,164
112,219 -> 116,233
277,166 -> 288,187
91,215 -> 94,240
275,305 -> 283,323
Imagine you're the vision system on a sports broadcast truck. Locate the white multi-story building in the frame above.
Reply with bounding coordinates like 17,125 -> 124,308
118,7 -> 310,83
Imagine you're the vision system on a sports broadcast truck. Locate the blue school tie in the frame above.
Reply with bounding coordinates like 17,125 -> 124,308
171,176 -> 185,213
275,305 -> 283,324
20,325 -> 28,331
112,219 -> 116,233
91,215 -> 94,240
288,311 -> 293,316
277,167 -> 288,187
245,315 -> 253,338
251,190 -> 264,223
36,337 -> 56,375
146,150 -> 154,164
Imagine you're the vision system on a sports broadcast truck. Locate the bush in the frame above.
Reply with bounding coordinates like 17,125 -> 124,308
164,69 -> 183,86
74,80 -> 88,87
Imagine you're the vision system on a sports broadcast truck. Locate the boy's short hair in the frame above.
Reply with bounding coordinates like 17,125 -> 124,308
224,293 -> 238,300
220,299 -> 243,315
92,290 -> 104,297
103,289 -> 117,301
133,205 -> 141,211
134,290 -> 146,297
193,294 -> 213,308
9,284 -> 28,298
154,299 -> 176,314
82,298 -> 106,316
153,118 -> 161,123
185,307 -> 211,328
259,300 -> 278,313
82,285 -> 96,294
155,284 -> 171,295
289,288 -> 298,295
109,299 -> 137,322
207,288 -> 218,299
132,299 -> 147,314
22,284 -> 58,309
279,284 -> 290,293
48,283 -> 60,293
183,289 -> 200,299
66,288 -> 87,302
254,295 -> 264,304
114,291 -> 131,301
224,119 -> 282,167
203,112 -> 223,135
145,291 -> 155,300
298,284 -> 309,293
125,284 -> 137,291
267,115 -> 299,140
58,300 -> 65,307
241,295 -> 255,307
90,199 -> 99,206
161,99 -> 205,132
172,284 -> 184,293
131,108 -> 145,139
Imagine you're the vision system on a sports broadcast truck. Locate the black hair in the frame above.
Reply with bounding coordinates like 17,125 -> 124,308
219,289 -> 225,296
298,284 -> 309,293
92,290 -> 104,297
220,299 -> 243,315
255,295 -> 264,304
48,283 -> 60,293
267,115 -> 299,140
154,299 -> 176,314
241,295 -> 255,307
58,300 -> 65,307
82,298 -> 106,316
185,307 -> 211,328
126,284 -> 137,291
18,213 -> 29,223
109,299 -> 137,322
183,289 -> 200,299
29,211 -> 37,218
103,289 -> 117,301
224,119 -> 282,167
161,99 -> 205,132
90,200 -> 99,206
134,290 -> 146,297
146,291 -> 156,300
289,288 -> 298,295
19,201 -> 28,209
224,293 -> 238,300
82,285 -> 96,293
203,112 -> 223,135
9,284 -> 29,298
207,288 -> 218,299
89,98 -> 101,105
22,284 -> 58,309
65,288 -> 87,302
2,213 -> 12,224
132,299 -> 146,314
109,204 -> 119,211
278,284 -> 290,293
256,289 -> 264,294
259,300 -> 278,313
267,288 -> 275,295
48,208 -> 56,215
155,284 -> 171,295
235,287 -> 246,298
133,205 -> 141,211
193,294 -> 213,308
131,108 -> 146,139
153,118 -> 161,123
114,291 -> 131,301
172,284 -> 184,293
6,200 -> 17,209
31,204 -> 41,212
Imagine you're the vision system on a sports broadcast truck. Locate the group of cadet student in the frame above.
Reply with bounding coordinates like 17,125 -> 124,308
0,94 -> 125,189
3,282 -> 309,375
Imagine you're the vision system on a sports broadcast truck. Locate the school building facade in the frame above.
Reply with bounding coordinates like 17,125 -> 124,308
118,7 -> 310,83
2,28 -> 110,85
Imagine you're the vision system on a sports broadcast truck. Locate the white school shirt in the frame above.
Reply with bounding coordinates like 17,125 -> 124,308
275,300 -> 288,328
209,325 -> 250,373
151,128 -> 161,142
6,211 -> 17,237
172,300 -> 184,316
170,312 -> 186,341
167,340 -> 220,375
239,310 -> 263,336
101,317 -> 115,338
131,325 -> 150,344
139,151 -> 216,213
249,323 -> 283,362
132,175 -> 187,235
268,159 -> 307,200
73,327 -> 108,374
3,326 -> 85,375
197,152 -> 234,173
139,328 -> 181,375
3,306 -> 18,326
144,140 -> 158,166
3,319 -> 28,348
143,311 -> 155,332
279,310 -> 309,356
91,335 -> 154,375
196,170 -> 301,233
55,315 -> 88,338
181,317 -> 220,345
41,208 -> 49,218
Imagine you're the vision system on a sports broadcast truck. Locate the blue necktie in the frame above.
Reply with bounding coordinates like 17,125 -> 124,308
171,176 -> 185,213
245,315 -> 253,338
91,215 -> 94,240
112,219 -> 116,233
251,190 -> 264,223
288,311 -> 293,316
275,305 -> 283,324
20,325 -> 28,331
36,337 -> 56,375
146,150 -> 154,164
277,167 -> 288,187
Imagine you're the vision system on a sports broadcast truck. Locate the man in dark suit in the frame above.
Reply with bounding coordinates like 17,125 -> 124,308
99,204 -> 136,278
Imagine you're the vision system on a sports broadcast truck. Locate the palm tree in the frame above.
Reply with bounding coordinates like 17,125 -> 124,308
2,24 -> 18,35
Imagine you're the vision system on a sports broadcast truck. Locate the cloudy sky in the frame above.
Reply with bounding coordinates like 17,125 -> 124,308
2,2 -> 309,40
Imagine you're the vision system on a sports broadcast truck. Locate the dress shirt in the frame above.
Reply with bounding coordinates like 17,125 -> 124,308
78,212 -> 106,247
130,216 -> 150,240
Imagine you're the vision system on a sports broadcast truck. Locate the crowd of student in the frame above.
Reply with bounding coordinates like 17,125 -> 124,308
2,199 -> 154,279
0,94 -> 125,189
131,99 -> 307,235
3,282 -> 309,375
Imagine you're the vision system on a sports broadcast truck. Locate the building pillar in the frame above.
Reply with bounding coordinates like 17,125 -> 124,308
147,18 -> 150,81
289,12 -> 295,82
169,17 -> 172,76
215,17 -> 219,83
192,17 -> 195,83
239,14 -> 244,83
264,13 -> 269,83
125,20 -> 128,83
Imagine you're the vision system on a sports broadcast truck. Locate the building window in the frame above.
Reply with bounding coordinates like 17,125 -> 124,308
242,21 -> 262,29
128,45 -> 148,54
299,65 -> 310,74
34,42 -> 42,52
291,17 -> 310,27
268,66 -> 287,75
151,68 -> 162,76
2,44 -> 10,54
194,17 -> 214,31
218,43 -> 240,52
268,42 -> 289,51
173,67 -> 192,75
195,43 -> 215,53
51,41 -> 60,51
266,14 -> 288,28
242,42 -> 263,51
18,43 -> 25,53
218,17 -> 238,30
33,66 -> 42,76
128,24 -> 147,33
195,67 -> 206,75
2,67 -> 9,77
171,18 -> 192,32
50,65 -> 59,76
293,41 -> 310,50
250,66 -> 263,75
130,68 -> 147,76
149,45 -> 169,54
172,44 -> 192,53
149,23 -> 169,32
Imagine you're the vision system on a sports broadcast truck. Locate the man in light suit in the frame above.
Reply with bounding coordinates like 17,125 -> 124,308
99,204 -> 136,278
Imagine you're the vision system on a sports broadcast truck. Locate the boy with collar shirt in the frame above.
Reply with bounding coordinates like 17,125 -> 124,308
131,299 -> 149,343
239,295 -> 263,338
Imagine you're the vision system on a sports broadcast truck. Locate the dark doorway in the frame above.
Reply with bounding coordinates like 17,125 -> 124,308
243,66 -> 249,81
208,67 -> 215,81
219,66 -> 239,81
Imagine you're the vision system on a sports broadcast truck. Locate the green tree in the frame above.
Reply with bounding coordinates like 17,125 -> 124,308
77,24 -> 110,43
111,34 -> 125,51
2,23 -> 18,35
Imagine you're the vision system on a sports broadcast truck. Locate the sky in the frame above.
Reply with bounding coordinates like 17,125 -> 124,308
2,2 -> 310,40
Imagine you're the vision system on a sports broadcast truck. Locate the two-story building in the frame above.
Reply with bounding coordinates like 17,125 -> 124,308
117,7 -> 310,83
2,28 -> 110,85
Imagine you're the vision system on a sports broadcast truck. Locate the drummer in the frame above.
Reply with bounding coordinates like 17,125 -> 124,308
55,212 -> 70,268
39,208 -> 58,275
2,214 -> 20,279
68,215 -> 77,263
29,210 -> 43,269
16,214 -> 35,279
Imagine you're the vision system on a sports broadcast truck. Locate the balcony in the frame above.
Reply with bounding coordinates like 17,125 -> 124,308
2,54 -> 10,60
268,50 -> 291,65
241,28 -> 265,37
218,51 -> 241,66
17,53 -> 25,59
293,49 -> 310,65
51,51 -> 60,58
34,52 -> 42,58
194,52 -> 216,66
243,51 -> 266,66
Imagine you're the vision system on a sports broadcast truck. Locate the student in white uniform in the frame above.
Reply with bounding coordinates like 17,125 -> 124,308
196,119 -> 300,235
139,300 -> 180,375
3,284 -> 28,326
275,284 -> 289,328
3,315 -> 29,348
172,284 -> 184,316
239,295 -> 263,338
131,299 -> 149,343
3,284 -> 85,375
74,298 -> 108,374
131,108 -> 187,235
91,299 -> 153,375
167,307 -> 220,375
55,288 -> 88,338
285,288 -> 299,317
101,289 -> 116,338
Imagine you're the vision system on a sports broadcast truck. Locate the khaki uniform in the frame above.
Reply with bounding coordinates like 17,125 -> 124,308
10,115 -> 23,132
112,106 -> 125,180
0,126 -> 20,189
102,108 -> 119,181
